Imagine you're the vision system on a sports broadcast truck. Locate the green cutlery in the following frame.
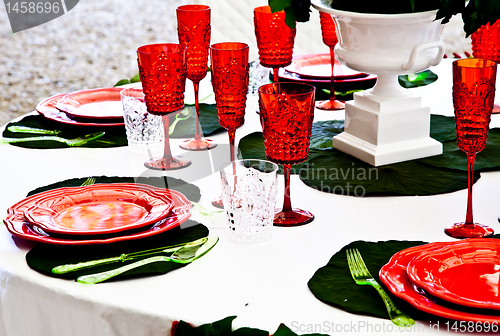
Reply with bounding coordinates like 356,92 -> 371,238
7,125 -> 61,135
52,237 -> 209,274
168,108 -> 192,135
77,236 -> 218,284
1,132 -> 105,146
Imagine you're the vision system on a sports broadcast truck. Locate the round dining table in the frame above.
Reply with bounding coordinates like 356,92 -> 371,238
1,59 -> 500,336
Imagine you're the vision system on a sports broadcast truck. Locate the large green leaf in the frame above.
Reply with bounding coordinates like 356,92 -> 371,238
169,104 -> 224,138
398,70 -> 438,88
300,149 -> 477,196
429,114 -> 456,143
309,120 -> 344,149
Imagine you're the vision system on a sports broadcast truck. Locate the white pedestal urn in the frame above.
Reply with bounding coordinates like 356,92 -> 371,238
311,0 -> 446,166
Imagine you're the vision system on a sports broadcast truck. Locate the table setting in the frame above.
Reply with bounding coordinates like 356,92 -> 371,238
3,1 -> 500,336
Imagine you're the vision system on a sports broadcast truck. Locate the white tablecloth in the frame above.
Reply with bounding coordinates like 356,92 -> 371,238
1,59 -> 500,336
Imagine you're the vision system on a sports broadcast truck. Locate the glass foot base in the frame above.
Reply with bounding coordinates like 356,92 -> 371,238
273,209 -> 314,227
444,222 -> 494,239
179,138 -> 217,151
315,99 -> 345,110
211,197 -> 224,209
492,103 -> 500,114
144,156 -> 191,171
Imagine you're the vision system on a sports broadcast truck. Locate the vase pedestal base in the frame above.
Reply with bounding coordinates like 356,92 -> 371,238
332,91 -> 442,166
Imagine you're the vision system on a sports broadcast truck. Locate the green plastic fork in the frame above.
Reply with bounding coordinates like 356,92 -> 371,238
1,132 -> 105,147
346,248 -> 415,326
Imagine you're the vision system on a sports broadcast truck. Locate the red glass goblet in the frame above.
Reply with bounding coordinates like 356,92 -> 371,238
254,6 -> 296,83
177,4 -> 215,150
316,12 -> 345,110
471,19 -> 500,114
258,82 -> 316,226
210,42 -> 250,208
137,43 -> 191,170
444,58 -> 497,238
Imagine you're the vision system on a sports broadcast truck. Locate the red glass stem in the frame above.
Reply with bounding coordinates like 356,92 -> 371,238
465,153 -> 476,225
162,115 -> 174,160
329,47 -> 336,102
273,68 -> 279,83
193,81 -> 202,142
282,163 -> 292,212
228,129 -> 236,162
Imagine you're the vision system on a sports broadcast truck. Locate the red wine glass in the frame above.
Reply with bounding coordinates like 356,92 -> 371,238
254,6 -> 296,83
258,82 -> 316,226
444,58 -> 497,238
316,12 -> 345,110
471,19 -> 500,114
137,43 -> 191,170
177,4 -> 216,150
209,42 -> 250,208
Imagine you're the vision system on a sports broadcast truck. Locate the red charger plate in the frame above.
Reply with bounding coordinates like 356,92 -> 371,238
3,186 -> 191,245
407,239 -> 500,310
380,241 -> 500,323
284,53 -> 368,80
56,87 -> 124,120
23,184 -> 175,235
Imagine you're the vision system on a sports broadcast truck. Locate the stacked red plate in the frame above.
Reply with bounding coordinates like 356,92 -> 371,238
3,183 -> 192,245
380,239 -> 500,323
279,53 -> 377,92
36,87 -> 126,127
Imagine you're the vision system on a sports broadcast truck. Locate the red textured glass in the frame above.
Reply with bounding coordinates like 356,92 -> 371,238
258,82 -> 316,226
472,19 -> 500,114
254,6 -> 296,83
137,43 -> 191,170
316,12 -> 345,111
177,4 -> 216,151
210,42 -> 250,208
445,58 -> 497,238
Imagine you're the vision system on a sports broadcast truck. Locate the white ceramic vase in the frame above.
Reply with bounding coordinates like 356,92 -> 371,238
312,0 -> 446,166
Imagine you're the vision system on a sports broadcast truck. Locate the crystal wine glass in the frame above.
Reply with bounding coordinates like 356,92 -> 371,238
471,19 -> 500,114
444,58 -> 497,238
254,6 -> 296,83
210,42 -> 250,208
177,4 -> 216,150
316,12 -> 345,110
258,82 -> 316,226
137,43 -> 191,170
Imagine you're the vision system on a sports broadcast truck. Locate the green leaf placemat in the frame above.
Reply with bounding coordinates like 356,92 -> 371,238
398,70 -> 438,89
3,115 -> 127,149
26,221 -> 209,281
169,103 -> 225,138
27,175 -> 201,202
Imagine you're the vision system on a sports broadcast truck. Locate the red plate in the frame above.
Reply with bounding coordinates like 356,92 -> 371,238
3,186 -> 191,245
56,87 -> 124,120
380,240 -> 500,323
284,53 -> 368,80
23,184 -> 175,235
407,239 -> 500,310
36,93 -> 124,127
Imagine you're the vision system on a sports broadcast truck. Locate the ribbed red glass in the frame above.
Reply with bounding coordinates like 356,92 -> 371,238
316,12 -> 344,111
254,6 -> 296,82
259,82 -> 316,226
210,42 -> 249,208
177,4 -> 215,151
137,43 -> 190,170
445,58 -> 497,238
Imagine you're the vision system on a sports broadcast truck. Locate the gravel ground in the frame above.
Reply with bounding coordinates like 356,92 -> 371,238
0,1 -> 472,127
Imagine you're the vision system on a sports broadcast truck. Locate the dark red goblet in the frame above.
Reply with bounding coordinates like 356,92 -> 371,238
137,43 -> 190,170
210,42 -> 249,208
258,82 -> 316,226
254,6 -> 296,83
177,4 -> 216,150
472,19 -> 500,114
316,12 -> 345,110
444,58 -> 497,238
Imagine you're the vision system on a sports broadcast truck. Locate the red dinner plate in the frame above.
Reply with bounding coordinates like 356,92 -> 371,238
3,186 -> 191,245
23,184 -> 175,235
36,93 -> 124,127
407,239 -> 500,310
380,240 -> 500,323
56,87 -> 124,120
284,53 -> 368,80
